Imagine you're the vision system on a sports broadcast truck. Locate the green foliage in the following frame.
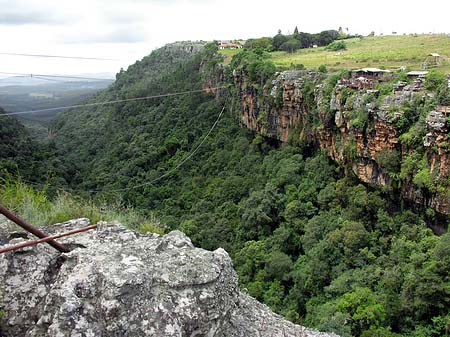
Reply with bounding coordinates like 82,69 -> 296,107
425,71 -> 446,91
271,29 -> 340,52
247,60 -> 277,86
436,81 -> 450,105
2,41 -> 448,337
280,39 -> 301,53
244,37 -> 273,51
0,109 -> 59,182
0,176 -> 163,232
337,287 -> 386,335
318,64 -> 328,73
325,41 -> 347,51
375,149 -> 401,175
231,50 -> 276,86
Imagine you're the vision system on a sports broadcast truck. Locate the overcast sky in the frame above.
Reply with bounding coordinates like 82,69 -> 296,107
0,0 -> 448,77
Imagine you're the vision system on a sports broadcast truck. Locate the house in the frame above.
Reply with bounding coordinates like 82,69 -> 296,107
218,41 -> 243,50
352,68 -> 390,80
407,70 -> 429,78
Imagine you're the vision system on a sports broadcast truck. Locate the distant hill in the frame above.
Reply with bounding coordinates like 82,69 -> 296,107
0,77 -> 114,139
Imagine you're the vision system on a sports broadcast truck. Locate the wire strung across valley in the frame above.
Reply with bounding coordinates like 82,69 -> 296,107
0,52 -> 118,61
0,71 -> 114,82
0,86 -> 229,117
18,99 -> 228,194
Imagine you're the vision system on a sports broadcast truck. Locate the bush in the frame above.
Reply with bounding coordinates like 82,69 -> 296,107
425,71 -> 446,91
375,149 -> 401,175
326,41 -> 347,51
318,64 -> 328,73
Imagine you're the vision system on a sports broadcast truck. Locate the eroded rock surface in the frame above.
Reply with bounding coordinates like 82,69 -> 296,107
0,219 -> 338,337
236,70 -> 450,215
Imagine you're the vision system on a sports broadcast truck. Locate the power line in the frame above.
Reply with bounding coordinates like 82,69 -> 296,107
32,76 -> 68,83
0,86 -> 228,117
0,72 -> 114,82
80,103 -> 227,193
0,52 -> 118,61
18,102 -> 227,194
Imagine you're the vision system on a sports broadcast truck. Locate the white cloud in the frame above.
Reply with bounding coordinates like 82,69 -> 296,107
0,0 -> 447,76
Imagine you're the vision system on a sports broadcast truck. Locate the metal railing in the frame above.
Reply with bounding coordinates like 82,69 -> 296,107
0,203 -> 96,254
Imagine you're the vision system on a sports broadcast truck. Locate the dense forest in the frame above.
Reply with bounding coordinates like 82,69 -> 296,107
1,42 -> 449,336
0,108 -> 59,182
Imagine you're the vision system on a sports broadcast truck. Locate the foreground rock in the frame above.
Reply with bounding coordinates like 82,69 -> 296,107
0,219 -> 338,337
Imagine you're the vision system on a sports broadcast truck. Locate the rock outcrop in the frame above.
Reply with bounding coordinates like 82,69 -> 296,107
234,70 -> 450,216
0,219 -> 338,337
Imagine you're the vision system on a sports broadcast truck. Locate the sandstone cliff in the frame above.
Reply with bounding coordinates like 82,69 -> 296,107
0,219 -> 338,337
233,70 -> 450,216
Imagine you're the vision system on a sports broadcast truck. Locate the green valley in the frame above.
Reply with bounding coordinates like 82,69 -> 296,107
1,38 -> 449,337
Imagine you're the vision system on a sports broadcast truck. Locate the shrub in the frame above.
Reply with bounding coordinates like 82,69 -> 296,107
425,71 -> 446,91
318,64 -> 328,73
375,149 -> 401,174
326,41 -> 347,51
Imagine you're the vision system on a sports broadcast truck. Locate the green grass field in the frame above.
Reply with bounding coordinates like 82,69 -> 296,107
220,34 -> 450,73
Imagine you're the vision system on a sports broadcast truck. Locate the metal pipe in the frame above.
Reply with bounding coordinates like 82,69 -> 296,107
0,203 -> 70,253
0,224 -> 97,254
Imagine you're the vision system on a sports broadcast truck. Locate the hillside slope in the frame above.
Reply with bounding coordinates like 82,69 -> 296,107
221,34 -> 450,73
38,42 -> 450,336
0,108 -> 57,181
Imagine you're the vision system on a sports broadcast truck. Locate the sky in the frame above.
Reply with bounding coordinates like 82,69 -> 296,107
0,0 -> 448,78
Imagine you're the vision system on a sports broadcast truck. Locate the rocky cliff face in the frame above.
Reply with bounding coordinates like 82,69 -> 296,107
234,70 -> 450,216
0,219 -> 338,337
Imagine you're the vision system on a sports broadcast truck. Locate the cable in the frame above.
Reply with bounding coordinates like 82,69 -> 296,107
0,86 -> 228,117
86,102 -> 226,193
0,72 -> 114,82
31,76 -> 69,82
0,52 -> 118,61
17,101 -> 227,194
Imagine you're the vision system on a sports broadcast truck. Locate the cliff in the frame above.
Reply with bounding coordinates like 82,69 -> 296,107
233,69 -> 450,216
0,219 -> 338,337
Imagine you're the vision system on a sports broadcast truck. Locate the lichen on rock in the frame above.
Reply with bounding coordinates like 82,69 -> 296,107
0,219 -> 338,337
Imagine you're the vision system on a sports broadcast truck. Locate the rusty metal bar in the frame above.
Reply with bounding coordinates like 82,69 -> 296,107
0,203 -> 70,253
0,224 -> 97,254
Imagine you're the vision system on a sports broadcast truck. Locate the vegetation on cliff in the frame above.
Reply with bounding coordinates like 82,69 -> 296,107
0,108 -> 59,182
1,42 -> 449,336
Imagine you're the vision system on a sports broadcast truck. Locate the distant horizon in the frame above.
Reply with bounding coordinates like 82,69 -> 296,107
1,0 -> 448,76
1,32 -> 448,80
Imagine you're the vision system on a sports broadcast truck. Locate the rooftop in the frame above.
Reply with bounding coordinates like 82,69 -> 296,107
407,71 -> 429,76
353,68 -> 391,73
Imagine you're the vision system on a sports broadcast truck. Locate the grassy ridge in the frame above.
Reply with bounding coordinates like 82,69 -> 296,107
221,34 -> 450,72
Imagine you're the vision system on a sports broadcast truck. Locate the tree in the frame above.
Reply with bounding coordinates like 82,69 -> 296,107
280,39 -> 301,53
297,32 -> 313,48
272,33 -> 289,51
317,30 -> 339,46
337,287 -> 386,335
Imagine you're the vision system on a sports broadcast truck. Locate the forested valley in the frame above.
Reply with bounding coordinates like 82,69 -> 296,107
1,42 -> 449,337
